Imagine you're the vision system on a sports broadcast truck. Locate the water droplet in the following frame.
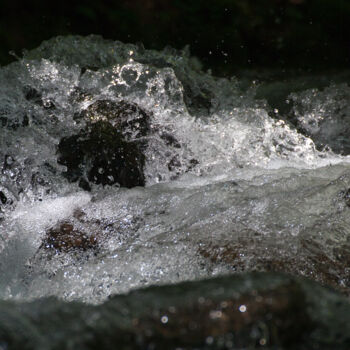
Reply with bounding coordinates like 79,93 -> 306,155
161,315 -> 168,324
239,305 -> 247,312
260,338 -> 267,345
206,336 -> 214,345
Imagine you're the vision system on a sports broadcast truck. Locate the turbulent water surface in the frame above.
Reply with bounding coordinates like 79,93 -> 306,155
1,35 -> 350,348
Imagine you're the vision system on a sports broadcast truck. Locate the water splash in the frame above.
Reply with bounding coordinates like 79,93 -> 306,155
1,36 -> 350,303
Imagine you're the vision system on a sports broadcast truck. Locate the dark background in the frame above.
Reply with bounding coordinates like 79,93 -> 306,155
1,0 -> 349,76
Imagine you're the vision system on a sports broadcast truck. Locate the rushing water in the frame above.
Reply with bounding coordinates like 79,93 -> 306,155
1,35 -> 350,348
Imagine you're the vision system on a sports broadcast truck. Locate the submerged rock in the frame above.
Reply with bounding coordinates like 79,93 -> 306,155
198,237 -> 350,296
35,208 -> 142,258
1,273 -> 350,349
42,221 -> 98,253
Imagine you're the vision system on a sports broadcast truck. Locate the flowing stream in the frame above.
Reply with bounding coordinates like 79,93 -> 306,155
1,35 -> 350,348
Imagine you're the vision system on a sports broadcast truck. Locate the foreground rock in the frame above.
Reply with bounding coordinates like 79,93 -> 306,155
1,272 -> 350,349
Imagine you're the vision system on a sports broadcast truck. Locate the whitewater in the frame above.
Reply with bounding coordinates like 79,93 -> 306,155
1,35 -> 350,307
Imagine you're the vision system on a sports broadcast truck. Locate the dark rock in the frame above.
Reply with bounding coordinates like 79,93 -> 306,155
130,282 -> 312,349
22,114 -> 29,126
0,191 -> 7,204
23,86 -> 55,110
0,114 -> 29,130
42,221 -> 98,253
78,178 -> 91,191
1,273 -> 350,349
69,99 -> 198,182
23,86 -> 42,103
57,120 -> 145,189
75,100 -> 150,140
160,132 -> 181,148
198,237 -> 350,296
167,156 -> 181,172
58,100 -> 151,189
40,209 -> 98,254
182,82 -> 213,115
38,208 -> 141,255
80,66 -> 99,75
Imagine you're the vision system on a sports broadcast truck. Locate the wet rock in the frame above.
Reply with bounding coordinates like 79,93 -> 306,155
41,221 -> 98,253
182,81 -> 213,115
1,273 -> 350,349
58,100 -> 151,189
160,131 -> 181,148
57,120 -> 145,189
23,86 -> 56,110
39,208 -> 100,254
74,99 -> 150,140
38,208 -> 141,255
23,86 -> 42,104
289,85 -> 350,155
333,244 -> 350,266
0,191 -> 7,205
131,281 -> 312,349
0,113 -> 29,130
59,99 -> 197,187
0,190 -> 8,221
340,188 -> 350,207
80,66 -> 99,75
198,237 -> 350,296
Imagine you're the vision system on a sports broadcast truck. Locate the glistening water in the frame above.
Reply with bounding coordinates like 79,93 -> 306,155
1,35 -> 350,348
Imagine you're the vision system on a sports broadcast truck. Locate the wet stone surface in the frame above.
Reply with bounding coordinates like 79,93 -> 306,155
34,208 -> 142,261
58,119 -> 146,190
198,237 -> 350,296
75,99 -> 150,140
42,221 -> 98,253
1,273 -> 350,349
132,282 -> 312,349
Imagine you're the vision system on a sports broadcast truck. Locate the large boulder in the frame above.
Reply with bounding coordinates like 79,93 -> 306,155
1,272 -> 350,349
75,99 -> 150,139
57,100 -> 150,190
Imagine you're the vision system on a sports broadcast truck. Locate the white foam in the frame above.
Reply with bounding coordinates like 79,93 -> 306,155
1,36 -> 350,304
11,192 -> 91,234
